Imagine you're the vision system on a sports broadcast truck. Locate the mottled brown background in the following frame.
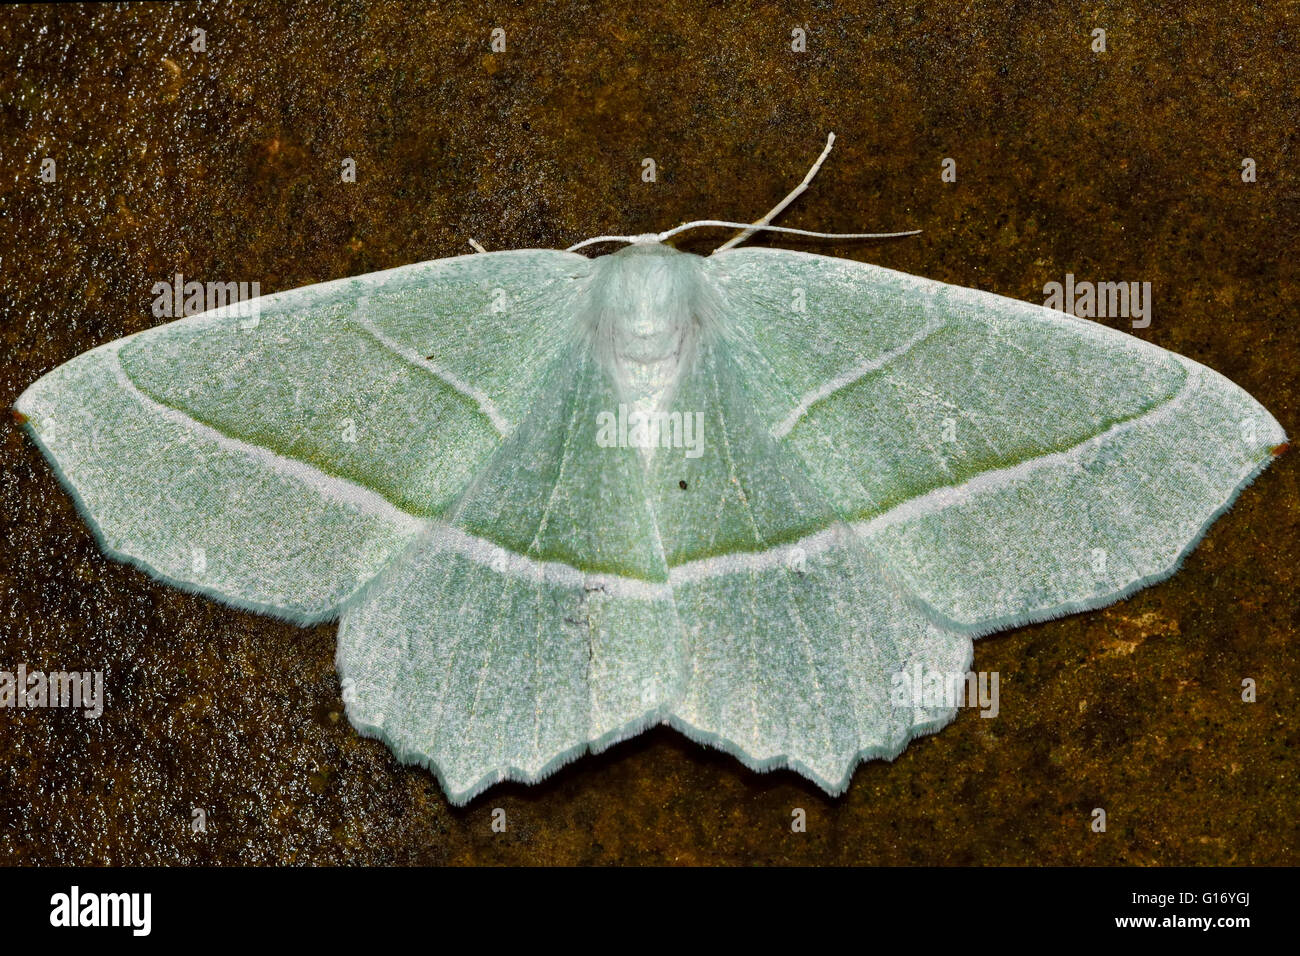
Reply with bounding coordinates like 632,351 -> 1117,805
0,0 -> 1295,865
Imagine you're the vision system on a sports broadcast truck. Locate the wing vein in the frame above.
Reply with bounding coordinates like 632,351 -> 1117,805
772,317 -> 945,440
350,311 -> 510,436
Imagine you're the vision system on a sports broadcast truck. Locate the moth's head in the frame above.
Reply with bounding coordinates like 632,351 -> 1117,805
590,242 -> 701,358
608,239 -> 689,260
581,238 -> 719,409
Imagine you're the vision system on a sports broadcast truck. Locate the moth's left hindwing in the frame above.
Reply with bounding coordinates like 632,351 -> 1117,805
16,250 -> 589,622
337,346 -> 684,804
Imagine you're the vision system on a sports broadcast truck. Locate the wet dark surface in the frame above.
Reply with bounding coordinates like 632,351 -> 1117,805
0,1 -> 1296,864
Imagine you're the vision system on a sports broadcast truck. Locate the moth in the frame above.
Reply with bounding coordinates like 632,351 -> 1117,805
17,135 -> 1285,804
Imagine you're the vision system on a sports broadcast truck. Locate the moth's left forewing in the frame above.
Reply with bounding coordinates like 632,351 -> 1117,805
16,249 -> 590,622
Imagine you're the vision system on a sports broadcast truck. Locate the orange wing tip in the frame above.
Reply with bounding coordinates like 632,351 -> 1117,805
11,410 -> 28,425
1270,442 -> 1289,456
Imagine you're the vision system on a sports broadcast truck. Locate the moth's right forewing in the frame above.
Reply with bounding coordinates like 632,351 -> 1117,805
706,247 -> 1285,635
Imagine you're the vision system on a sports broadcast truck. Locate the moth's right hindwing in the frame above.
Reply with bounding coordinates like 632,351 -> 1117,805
644,338 -> 969,791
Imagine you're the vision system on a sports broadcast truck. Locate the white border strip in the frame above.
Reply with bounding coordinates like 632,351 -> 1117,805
109,343 -> 420,531
420,366 -> 1199,599
425,524 -> 671,601
854,365 -> 1198,536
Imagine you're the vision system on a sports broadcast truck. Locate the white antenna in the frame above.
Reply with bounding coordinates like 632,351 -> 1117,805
662,220 -> 919,246
564,133 -> 920,254
715,132 -> 838,252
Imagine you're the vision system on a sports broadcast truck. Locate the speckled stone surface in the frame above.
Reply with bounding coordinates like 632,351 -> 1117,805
0,1 -> 1295,865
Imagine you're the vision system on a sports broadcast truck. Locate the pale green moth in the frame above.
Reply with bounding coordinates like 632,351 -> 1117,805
16,135 -> 1285,805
